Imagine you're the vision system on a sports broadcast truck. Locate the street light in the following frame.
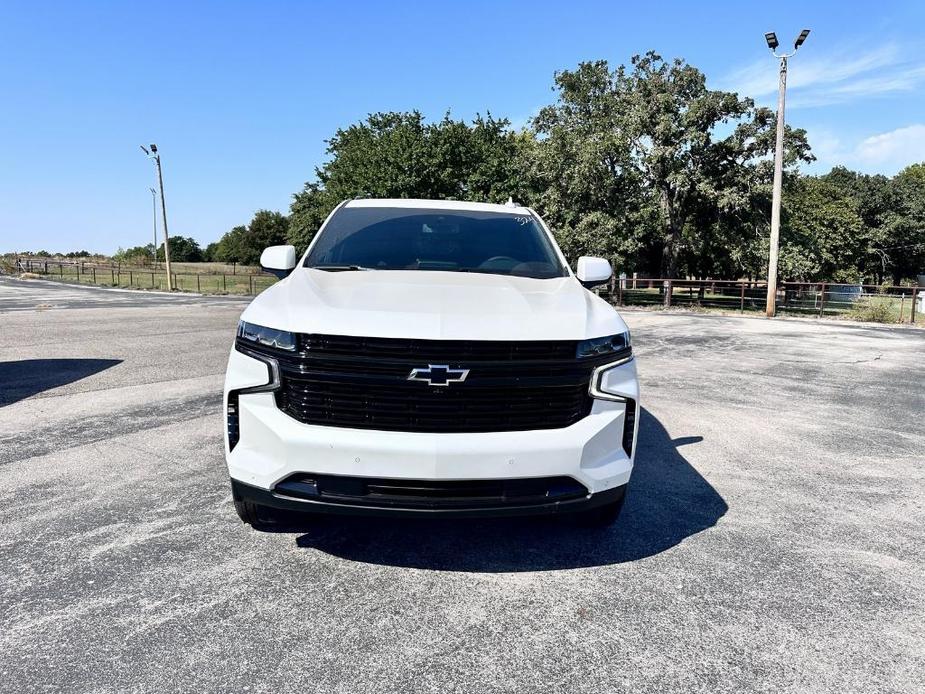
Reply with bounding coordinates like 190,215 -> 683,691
764,28 -> 810,318
141,143 -> 173,290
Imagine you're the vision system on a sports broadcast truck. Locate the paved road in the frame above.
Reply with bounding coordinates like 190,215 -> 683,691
1,278 -> 923,693
0,275 -> 249,312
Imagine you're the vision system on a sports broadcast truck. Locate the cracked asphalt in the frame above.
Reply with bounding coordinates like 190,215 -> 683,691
1,276 -> 923,693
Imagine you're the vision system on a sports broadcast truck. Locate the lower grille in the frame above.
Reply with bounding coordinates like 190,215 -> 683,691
274,473 -> 588,509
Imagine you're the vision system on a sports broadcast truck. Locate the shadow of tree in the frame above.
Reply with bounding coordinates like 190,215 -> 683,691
0,358 -> 122,407
283,409 -> 727,571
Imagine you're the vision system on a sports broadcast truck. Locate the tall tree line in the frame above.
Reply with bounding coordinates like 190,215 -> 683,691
213,53 -> 925,284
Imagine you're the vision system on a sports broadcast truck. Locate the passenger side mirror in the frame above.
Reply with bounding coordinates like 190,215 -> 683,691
260,245 -> 297,280
576,256 -> 612,289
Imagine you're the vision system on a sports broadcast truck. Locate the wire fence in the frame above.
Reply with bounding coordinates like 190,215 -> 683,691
13,259 -> 924,325
16,258 -> 277,295
599,277 -> 922,324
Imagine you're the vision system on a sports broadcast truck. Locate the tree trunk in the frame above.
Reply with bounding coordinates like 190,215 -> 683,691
658,189 -> 682,305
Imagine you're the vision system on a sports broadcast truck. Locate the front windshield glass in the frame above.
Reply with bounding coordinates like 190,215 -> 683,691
304,206 -> 568,279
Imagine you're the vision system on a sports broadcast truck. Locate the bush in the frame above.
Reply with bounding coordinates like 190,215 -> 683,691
846,296 -> 896,323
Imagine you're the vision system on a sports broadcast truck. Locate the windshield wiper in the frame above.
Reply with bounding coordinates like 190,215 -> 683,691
309,264 -> 374,272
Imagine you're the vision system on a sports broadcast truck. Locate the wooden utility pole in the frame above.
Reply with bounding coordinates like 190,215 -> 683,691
142,144 -> 173,290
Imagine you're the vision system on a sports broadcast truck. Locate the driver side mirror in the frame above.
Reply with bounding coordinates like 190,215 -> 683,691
260,245 -> 297,280
576,256 -> 612,289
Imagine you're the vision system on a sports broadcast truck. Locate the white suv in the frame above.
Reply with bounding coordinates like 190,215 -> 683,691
224,199 -> 639,526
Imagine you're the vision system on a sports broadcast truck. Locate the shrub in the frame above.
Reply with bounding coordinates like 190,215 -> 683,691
846,296 -> 896,323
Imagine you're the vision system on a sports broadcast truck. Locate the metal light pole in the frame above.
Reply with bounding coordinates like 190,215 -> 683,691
141,144 -> 173,290
764,29 -> 810,318
149,187 -> 158,269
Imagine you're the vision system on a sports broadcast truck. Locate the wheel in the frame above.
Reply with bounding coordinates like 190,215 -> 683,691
233,498 -> 266,526
231,482 -> 279,528
572,489 -> 627,527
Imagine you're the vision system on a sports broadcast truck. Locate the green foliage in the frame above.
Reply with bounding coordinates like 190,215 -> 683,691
532,53 -> 813,277
287,112 -> 534,250
846,296 -> 897,323
780,177 -> 865,281
194,52 -> 923,285
157,236 -> 203,262
114,244 -> 156,265
212,210 -> 289,265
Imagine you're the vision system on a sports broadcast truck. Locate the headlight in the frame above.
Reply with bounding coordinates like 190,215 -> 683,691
576,331 -> 631,359
236,321 -> 297,351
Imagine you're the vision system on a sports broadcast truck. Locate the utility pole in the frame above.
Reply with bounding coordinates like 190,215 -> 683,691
141,144 -> 173,290
149,187 -> 158,269
764,29 -> 810,318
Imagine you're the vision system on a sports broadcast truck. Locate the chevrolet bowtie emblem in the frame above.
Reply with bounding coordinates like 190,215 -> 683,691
407,364 -> 470,386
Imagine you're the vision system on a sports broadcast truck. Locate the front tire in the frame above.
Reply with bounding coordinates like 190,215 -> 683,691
233,498 -> 266,526
231,481 -> 279,528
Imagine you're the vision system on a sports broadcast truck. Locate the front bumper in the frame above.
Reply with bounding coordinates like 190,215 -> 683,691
224,348 -> 639,512
231,477 -> 627,519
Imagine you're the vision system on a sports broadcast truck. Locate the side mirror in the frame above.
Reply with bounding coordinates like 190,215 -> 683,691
576,256 -> 612,289
260,245 -> 296,279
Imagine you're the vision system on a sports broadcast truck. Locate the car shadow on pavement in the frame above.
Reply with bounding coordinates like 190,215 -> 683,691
288,408 -> 728,572
0,358 -> 122,407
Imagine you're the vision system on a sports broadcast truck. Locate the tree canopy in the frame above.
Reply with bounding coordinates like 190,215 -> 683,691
197,53 -> 924,284
211,210 -> 289,265
287,112 -> 534,249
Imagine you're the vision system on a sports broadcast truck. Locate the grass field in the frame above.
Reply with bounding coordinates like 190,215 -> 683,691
20,263 -> 277,295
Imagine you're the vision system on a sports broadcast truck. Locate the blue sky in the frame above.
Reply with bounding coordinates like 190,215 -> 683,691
2,0 -> 924,254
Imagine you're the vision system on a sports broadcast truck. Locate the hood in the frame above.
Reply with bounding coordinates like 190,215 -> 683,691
240,269 -> 627,341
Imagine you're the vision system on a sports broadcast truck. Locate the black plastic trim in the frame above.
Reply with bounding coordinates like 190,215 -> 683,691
231,478 -> 626,519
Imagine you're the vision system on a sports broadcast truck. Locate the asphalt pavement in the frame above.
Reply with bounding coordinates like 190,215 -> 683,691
1,277 -> 923,693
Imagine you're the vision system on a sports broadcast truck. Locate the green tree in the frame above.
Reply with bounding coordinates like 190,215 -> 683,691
212,210 -> 289,265
780,177 -> 864,281
532,54 -> 813,278
157,236 -> 203,262
114,244 -> 156,265
889,163 -> 925,283
287,112 -> 534,250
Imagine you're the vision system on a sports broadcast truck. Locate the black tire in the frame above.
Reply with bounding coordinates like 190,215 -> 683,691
572,489 -> 627,527
233,499 -> 266,526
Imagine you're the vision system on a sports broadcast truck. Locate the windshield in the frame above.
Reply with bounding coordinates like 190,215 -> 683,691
304,206 -> 568,279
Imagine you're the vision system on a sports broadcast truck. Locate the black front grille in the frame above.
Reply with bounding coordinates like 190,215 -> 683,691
274,473 -> 588,509
243,334 -> 623,434
303,334 -> 578,361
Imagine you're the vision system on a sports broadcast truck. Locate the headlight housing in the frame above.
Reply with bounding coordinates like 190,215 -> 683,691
576,331 -> 631,359
236,321 -> 297,352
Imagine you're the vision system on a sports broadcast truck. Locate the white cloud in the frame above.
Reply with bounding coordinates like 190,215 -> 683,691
719,43 -> 925,109
855,124 -> 925,167
806,124 -> 925,175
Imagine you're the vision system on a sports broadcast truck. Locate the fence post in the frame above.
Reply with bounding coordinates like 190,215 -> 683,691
249,275 -> 254,294
819,282 -> 827,317
223,274 -> 227,292
76,263 -> 80,283
60,264 -> 63,279
196,274 -> 201,292
111,268 -> 114,284
911,287 -> 919,324
740,283 -> 745,313
92,267 -> 96,284
664,279 -> 673,308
